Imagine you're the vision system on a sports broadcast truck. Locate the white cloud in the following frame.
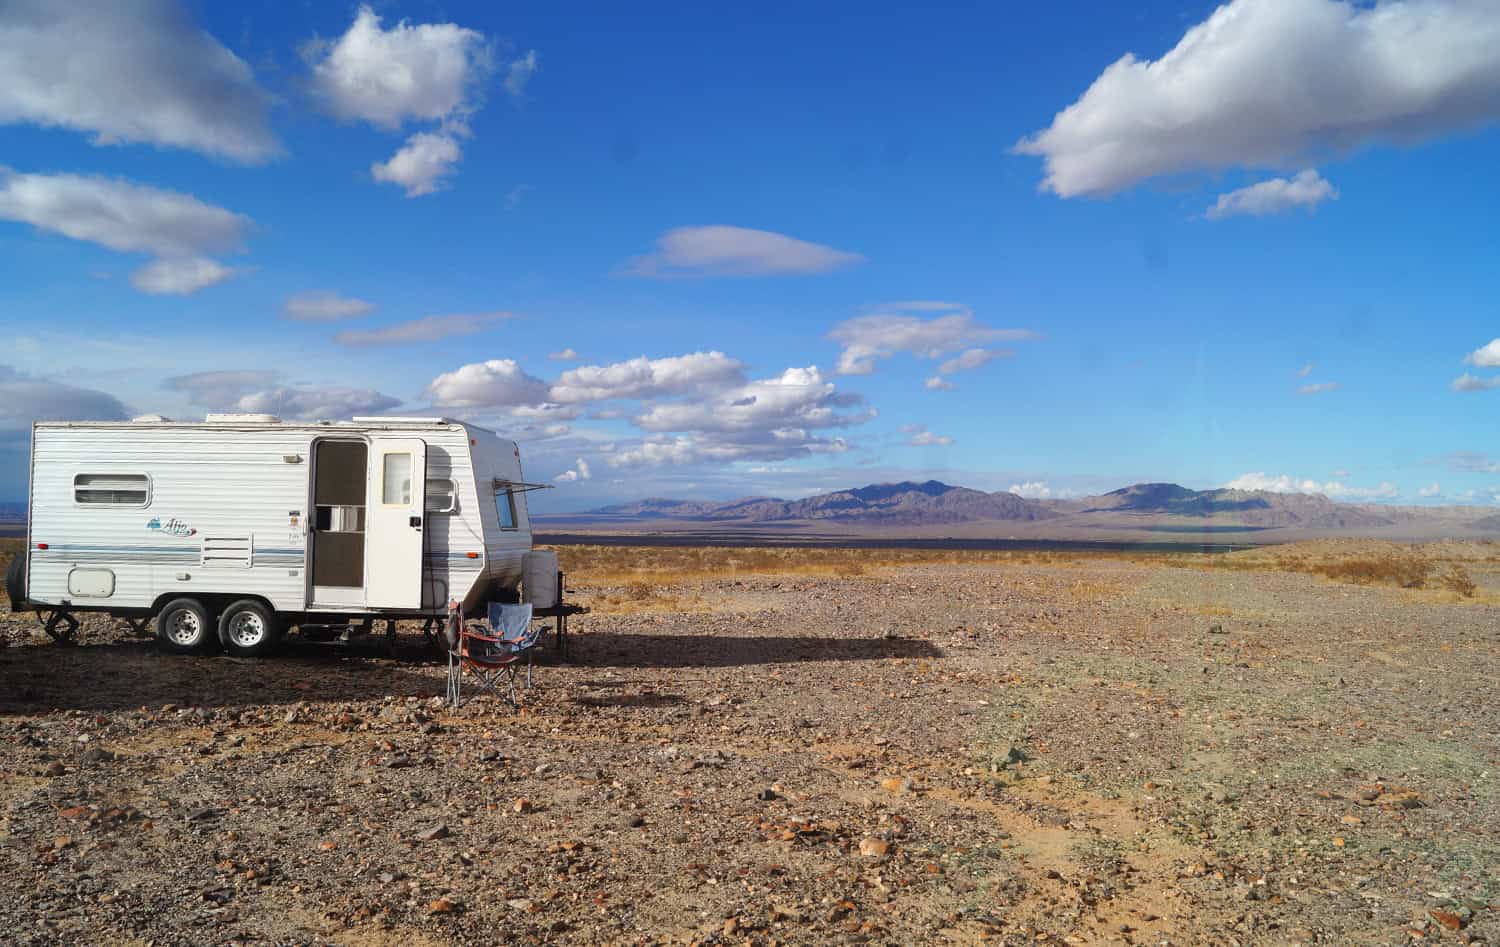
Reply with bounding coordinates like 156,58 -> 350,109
553,456 -> 591,483
0,0 -> 278,163
1464,338 -> 1500,368
283,291 -> 376,322
548,348 -> 579,361
902,424 -> 953,447
1418,482 -> 1443,498
1008,481 -> 1053,499
1206,169 -> 1337,220
1452,372 -> 1500,392
924,376 -> 955,391
1297,362 -> 1314,377
550,352 -> 746,403
424,359 -> 549,408
1015,0 -> 1500,197
829,303 -> 1035,375
308,6 -> 491,129
505,50 -> 538,98
1444,451 -> 1500,474
0,169 -> 251,294
505,184 -> 531,210
1297,381 -> 1340,395
166,370 -> 280,407
334,312 -> 512,346
937,347 -> 1004,375
371,126 -> 466,197
1224,471 -> 1398,500
0,365 -> 130,434
233,386 -> 401,421
130,257 -> 238,295
306,5 -> 519,197
0,169 -> 250,258
622,225 -> 864,278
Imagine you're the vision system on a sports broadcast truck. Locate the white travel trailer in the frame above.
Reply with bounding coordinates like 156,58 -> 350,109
12,415 -> 539,656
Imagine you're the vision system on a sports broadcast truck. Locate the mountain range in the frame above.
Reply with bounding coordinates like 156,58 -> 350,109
579,480 -> 1498,540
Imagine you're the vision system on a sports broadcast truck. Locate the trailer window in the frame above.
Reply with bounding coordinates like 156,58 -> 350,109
426,478 -> 457,513
381,452 -> 412,505
494,485 -> 518,529
74,474 -> 150,506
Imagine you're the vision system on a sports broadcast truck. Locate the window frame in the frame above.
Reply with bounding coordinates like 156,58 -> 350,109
494,484 -> 518,530
73,473 -> 152,508
380,451 -> 413,507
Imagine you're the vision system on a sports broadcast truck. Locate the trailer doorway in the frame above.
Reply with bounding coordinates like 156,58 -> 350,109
310,439 -> 367,607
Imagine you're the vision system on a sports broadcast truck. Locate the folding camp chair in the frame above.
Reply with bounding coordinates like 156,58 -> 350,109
444,601 -> 542,709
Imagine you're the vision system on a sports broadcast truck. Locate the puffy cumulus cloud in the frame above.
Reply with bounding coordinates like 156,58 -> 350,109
548,348 -> 579,361
621,225 -> 864,278
423,359 -> 549,408
1297,381 -> 1340,395
608,366 -> 869,468
0,365 -> 130,436
901,424 -> 953,447
937,347 -> 1005,376
166,370 -> 280,407
550,352 -> 746,403
1418,482 -> 1443,498
307,6 -> 531,197
1464,338 -> 1500,368
1452,372 -> 1500,392
553,457 -> 591,483
1206,169 -> 1337,219
283,291 -> 375,322
633,366 -> 869,436
0,170 -> 250,257
1008,481 -> 1053,499
1224,471 -> 1399,500
371,126 -> 466,197
830,303 -> 1036,375
924,376 -> 955,391
129,257 -> 238,295
1015,0 -> 1500,197
233,386 -> 401,421
1442,451 -> 1500,474
0,0 -> 278,163
334,312 -> 512,346
308,6 -> 491,129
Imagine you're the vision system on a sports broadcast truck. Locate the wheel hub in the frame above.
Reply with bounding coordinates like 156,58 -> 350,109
228,611 -> 265,647
167,610 -> 200,646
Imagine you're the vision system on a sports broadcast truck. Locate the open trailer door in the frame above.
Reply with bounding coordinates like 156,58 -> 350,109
365,437 -> 427,609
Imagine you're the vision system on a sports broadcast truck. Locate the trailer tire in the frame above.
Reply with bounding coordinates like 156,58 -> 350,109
218,600 -> 281,658
6,553 -> 27,612
156,598 -> 213,653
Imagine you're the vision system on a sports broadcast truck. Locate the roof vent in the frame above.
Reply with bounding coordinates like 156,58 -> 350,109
131,414 -> 173,423
205,413 -> 281,424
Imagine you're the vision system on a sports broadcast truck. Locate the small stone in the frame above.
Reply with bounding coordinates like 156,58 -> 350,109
880,777 -> 913,794
43,761 -> 64,777
283,708 -> 298,724
428,897 -> 457,914
187,807 -> 222,822
507,898 -> 534,912
1208,624 -> 1227,635
416,824 -> 449,842
757,788 -> 778,801
513,798 -> 533,814
623,814 -> 645,828
80,746 -> 116,764
859,837 -> 890,858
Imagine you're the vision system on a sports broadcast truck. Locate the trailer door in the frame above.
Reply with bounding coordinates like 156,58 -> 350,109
365,437 -> 427,609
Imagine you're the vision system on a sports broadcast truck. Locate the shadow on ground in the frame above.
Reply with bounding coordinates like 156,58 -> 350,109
570,633 -> 942,668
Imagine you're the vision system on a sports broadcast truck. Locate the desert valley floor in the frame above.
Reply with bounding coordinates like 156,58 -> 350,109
1,540 -> 1497,946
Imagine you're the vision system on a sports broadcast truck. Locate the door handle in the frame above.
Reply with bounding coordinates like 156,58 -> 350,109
409,516 -> 423,528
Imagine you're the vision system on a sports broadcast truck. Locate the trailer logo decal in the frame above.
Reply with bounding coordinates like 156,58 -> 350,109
146,517 -> 197,537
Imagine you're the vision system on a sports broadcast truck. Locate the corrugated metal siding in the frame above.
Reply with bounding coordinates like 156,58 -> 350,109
26,420 -> 529,617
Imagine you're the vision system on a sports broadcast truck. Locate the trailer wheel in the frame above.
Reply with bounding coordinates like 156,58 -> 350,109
156,598 -> 213,653
6,554 -> 27,612
218,600 -> 281,658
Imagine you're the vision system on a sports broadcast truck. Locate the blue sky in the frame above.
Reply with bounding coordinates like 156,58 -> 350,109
2,0 -> 1498,511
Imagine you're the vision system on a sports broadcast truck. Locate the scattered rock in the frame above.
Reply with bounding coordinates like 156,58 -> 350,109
416,823 -> 449,842
858,837 -> 891,857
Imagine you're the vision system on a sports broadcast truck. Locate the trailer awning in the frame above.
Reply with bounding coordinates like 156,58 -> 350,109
494,478 -> 554,494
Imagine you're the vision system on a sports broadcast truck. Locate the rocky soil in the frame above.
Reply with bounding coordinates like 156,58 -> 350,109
1,550 -> 1497,945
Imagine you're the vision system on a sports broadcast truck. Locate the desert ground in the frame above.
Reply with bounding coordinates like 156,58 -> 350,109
1,538 -> 1497,946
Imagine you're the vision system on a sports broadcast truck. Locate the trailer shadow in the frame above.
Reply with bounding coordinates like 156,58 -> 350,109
0,636 -> 447,714
569,633 -> 943,668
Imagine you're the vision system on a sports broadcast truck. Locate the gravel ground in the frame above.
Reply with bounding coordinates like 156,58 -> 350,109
1,552 -> 1497,946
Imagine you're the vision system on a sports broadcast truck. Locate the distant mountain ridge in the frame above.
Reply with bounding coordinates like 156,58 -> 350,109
587,479 -> 1412,529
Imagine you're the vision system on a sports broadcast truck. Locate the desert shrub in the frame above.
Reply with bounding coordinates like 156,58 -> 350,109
1310,556 -> 1434,589
1440,565 -> 1478,598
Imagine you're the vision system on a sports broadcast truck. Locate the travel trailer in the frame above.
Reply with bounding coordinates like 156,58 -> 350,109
10,415 -> 540,656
